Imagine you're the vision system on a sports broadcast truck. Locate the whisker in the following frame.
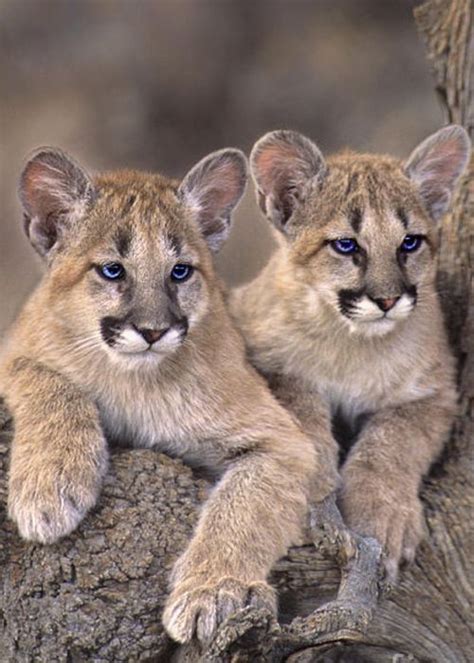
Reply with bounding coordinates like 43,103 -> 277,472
64,333 -> 104,363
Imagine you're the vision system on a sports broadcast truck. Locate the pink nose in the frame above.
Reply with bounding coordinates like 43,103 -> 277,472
137,327 -> 168,344
375,297 -> 400,312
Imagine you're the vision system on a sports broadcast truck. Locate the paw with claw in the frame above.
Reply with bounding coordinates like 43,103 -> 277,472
340,470 -> 425,581
163,576 -> 277,644
8,458 -> 104,544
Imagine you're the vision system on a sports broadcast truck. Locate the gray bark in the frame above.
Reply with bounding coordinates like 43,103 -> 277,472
1,1 -> 472,660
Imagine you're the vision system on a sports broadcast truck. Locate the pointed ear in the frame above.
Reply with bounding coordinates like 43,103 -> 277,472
178,148 -> 248,252
250,130 -> 327,233
404,125 -> 471,222
19,148 -> 95,259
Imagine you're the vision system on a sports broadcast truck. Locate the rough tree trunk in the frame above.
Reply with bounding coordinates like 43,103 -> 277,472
0,1 -> 472,660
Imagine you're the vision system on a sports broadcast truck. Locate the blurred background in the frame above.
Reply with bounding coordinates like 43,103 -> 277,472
1,0 -> 442,335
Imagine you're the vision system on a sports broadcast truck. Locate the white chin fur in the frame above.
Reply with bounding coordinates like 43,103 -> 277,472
385,295 -> 416,321
346,317 -> 397,337
340,293 -> 415,337
114,328 -> 150,354
105,327 -> 185,367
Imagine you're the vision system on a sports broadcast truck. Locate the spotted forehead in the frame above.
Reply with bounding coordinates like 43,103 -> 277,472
89,171 -> 193,255
95,172 -> 179,220
306,154 -> 430,236
355,207 -> 410,249
315,155 -> 420,216
110,223 -> 183,260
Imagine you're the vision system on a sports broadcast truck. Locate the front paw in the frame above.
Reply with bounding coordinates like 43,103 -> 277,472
8,465 -> 102,544
163,576 -> 277,644
340,473 -> 425,581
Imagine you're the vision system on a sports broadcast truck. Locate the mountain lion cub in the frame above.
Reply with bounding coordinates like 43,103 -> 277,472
0,147 -> 320,643
231,126 -> 470,579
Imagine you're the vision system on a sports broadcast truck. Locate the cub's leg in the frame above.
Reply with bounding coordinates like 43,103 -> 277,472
267,373 -> 340,500
4,358 -> 108,543
340,394 -> 455,580
162,410 -> 317,644
265,373 -> 359,560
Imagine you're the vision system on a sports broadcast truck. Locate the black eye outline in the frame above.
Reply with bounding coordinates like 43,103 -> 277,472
400,235 -> 424,253
97,262 -> 126,280
170,264 -> 194,283
330,238 -> 359,255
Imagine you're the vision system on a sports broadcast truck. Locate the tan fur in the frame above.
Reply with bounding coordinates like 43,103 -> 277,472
231,127 -> 470,578
0,148 -> 320,643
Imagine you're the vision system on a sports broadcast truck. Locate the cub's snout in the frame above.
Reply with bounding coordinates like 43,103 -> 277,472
100,315 -> 188,358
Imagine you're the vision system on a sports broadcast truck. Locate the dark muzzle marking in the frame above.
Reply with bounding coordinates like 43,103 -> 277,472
338,288 -> 364,318
100,316 -> 123,346
406,284 -> 417,303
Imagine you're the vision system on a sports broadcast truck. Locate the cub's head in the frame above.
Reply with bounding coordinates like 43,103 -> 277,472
19,147 -> 247,367
251,126 -> 470,337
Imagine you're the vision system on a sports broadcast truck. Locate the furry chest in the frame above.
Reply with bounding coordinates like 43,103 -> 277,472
94,375 -> 230,472
95,382 -> 201,455
290,350 -> 405,418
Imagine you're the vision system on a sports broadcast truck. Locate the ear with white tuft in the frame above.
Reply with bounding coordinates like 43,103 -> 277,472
404,125 -> 471,222
250,129 -> 327,233
179,148 -> 248,253
19,148 -> 95,259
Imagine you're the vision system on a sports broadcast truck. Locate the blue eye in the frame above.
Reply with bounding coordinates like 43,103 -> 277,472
401,235 -> 423,252
331,238 -> 359,255
99,262 -> 125,280
171,264 -> 193,282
